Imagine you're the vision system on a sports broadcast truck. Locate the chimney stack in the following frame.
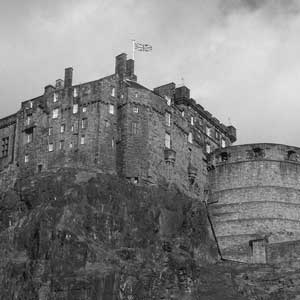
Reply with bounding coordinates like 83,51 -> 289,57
64,67 -> 73,88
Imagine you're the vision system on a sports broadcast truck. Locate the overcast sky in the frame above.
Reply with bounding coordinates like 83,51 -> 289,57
1,0 -> 300,146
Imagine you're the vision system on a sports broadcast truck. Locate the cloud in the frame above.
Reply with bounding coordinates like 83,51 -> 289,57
1,0 -> 300,146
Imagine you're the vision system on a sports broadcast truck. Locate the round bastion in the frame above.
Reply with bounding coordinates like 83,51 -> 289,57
208,143 -> 300,263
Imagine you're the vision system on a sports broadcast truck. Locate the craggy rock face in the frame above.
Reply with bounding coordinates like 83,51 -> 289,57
1,168 -> 300,300
0,168 -> 218,300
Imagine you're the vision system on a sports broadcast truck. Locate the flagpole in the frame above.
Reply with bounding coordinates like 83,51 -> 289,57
132,40 -> 135,60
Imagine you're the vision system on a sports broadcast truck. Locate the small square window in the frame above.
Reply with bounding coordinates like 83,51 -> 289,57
48,143 -> 54,152
52,108 -> 59,119
133,106 -> 139,113
73,104 -> 78,114
24,155 -> 29,163
80,136 -> 85,145
82,106 -> 87,113
165,133 -> 171,148
109,104 -> 114,115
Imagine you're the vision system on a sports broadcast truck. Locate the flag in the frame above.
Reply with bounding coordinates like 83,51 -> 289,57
134,42 -> 152,52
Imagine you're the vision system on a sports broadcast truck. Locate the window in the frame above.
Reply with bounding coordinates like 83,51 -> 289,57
112,138 -> 114,148
206,126 -> 212,137
165,133 -> 171,148
132,122 -> 138,135
59,140 -> 64,150
26,132 -> 33,143
48,143 -> 54,152
69,142 -> 73,148
133,106 -> 139,113
181,110 -> 185,117
81,118 -> 88,129
165,112 -> 171,126
24,154 -> 29,163
26,115 -> 32,125
29,101 -> 33,108
1,137 -> 9,157
206,143 -> 211,153
82,106 -> 87,113
165,95 -> 171,106
73,104 -> 78,114
52,108 -> 59,119
105,120 -> 109,127
221,139 -> 226,148
73,88 -> 78,97
48,127 -> 53,136
80,136 -> 85,145
53,92 -> 58,102
109,104 -> 114,115
190,116 -> 194,126
111,87 -> 115,97
71,125 -> 74,132
188,132 -> 193,144
215,130 -> 220,140
60,124 -> 65,133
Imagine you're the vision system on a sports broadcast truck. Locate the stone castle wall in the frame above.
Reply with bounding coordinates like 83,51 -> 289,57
0,52 -> 235,199
208,143 -> 300,263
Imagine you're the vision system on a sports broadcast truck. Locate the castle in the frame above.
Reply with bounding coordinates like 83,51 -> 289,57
1,52 -> 300,265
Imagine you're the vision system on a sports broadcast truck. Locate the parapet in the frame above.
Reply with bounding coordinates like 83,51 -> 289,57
210,143 -> 300,166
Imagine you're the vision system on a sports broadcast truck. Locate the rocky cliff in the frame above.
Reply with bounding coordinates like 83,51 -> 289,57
1,168 -> 300,299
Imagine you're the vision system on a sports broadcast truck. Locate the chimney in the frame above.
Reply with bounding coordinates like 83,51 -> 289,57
175,86 -> 190,100
115,53 -> 127,79
44,85 -> 54,95
64,67 -> 73,88
55,79 -> 64,89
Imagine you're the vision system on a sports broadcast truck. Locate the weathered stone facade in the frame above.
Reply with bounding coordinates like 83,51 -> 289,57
208,143 -> 300,263
0,52 -> 236,198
